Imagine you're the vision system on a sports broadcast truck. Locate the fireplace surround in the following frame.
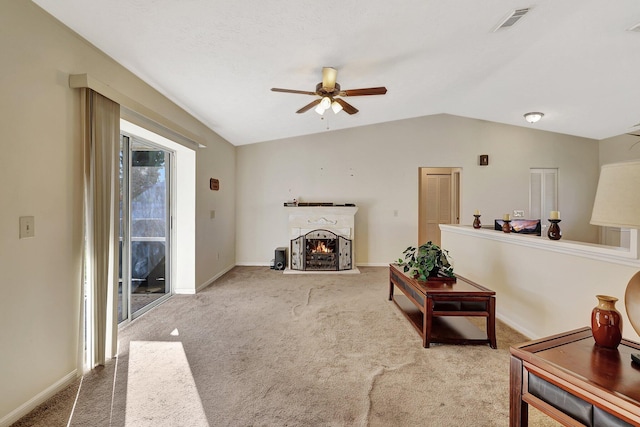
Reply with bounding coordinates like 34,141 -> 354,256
285,205 -> 359,274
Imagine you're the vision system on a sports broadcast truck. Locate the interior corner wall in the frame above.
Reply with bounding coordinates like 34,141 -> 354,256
598,133 -> 640,166
235,114 -> 600,267
195,133 -> 237,289
0,1 -> 235,424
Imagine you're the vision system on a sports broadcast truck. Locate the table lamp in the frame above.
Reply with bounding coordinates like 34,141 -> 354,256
590,160 -> 640,345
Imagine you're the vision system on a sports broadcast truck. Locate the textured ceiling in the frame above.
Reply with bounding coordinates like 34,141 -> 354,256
33,0 -> 640,146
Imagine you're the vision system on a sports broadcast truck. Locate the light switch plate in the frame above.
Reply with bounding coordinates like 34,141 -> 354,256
20,216 -> 35,238
513,210 -> 525,218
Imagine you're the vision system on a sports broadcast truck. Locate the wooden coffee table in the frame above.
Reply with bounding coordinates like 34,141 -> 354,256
388,264 -> 497,348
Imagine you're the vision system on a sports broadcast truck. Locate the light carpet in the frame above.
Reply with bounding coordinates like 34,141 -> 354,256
12,266 -> 560,426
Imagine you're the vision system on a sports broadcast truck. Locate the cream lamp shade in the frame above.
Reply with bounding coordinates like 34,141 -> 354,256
590,160 -> 640,229
590,160 -> 640,340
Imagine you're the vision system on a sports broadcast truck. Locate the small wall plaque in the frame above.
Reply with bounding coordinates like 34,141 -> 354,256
210,178 -> 219,191
479,155 -> 489,166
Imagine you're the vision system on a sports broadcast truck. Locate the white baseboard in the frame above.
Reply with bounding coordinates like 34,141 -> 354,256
196,263 -> 236,292
0,370 -> 78,427
355,263 -> 389,267
495,312 -> 537,341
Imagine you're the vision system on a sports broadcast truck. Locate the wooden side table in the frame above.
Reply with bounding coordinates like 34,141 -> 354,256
510,327 -> 640,426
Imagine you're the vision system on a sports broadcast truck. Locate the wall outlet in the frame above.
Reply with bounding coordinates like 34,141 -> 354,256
513,210 -> 525,218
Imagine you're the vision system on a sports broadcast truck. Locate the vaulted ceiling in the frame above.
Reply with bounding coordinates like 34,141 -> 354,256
33,0 -> 640,146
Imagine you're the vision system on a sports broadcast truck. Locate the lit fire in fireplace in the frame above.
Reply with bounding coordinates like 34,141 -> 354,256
311,240 -> 333,253
290,229 -> 351,271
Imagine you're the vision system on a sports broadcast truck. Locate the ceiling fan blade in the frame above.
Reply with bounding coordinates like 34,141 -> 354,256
339,87 -> 388,96
296,99 -> 322,114
322,67 -> 337,91
271,88 -> 317,96
334,98 -> 359,115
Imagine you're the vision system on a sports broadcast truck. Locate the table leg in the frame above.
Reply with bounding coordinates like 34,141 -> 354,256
488,296 -> 497,349
388,279 -> 394,301
424,296 -> 433,348
509,355 -> 528,427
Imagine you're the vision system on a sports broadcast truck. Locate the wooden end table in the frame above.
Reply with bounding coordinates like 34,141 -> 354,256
510,327 -> 640,426
388,264 -> 497,348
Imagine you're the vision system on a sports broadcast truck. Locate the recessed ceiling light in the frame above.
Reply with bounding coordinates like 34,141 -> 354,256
524,112 -> 544,123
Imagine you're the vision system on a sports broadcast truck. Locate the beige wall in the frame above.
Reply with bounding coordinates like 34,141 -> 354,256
599,133 -> 640,166
441,225 -> 640,342
236,114 -> 601,266
0,1 -> 235,423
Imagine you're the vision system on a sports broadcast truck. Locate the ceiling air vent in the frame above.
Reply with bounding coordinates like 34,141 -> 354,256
494,8 -> 531,31
628,22 -> 640,32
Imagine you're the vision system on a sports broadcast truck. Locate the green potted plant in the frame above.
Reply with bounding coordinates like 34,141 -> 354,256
397,241 -> 454,281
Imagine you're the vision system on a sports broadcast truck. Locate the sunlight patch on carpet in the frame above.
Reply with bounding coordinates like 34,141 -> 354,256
126,341 -> 209,426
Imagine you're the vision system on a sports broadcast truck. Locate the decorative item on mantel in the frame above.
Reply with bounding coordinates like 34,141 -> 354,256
591,295 -> 623,349
284,201 -> 357,207
547,210 -> 562,240
502,214 -> 511,233
473,209 -> 482,229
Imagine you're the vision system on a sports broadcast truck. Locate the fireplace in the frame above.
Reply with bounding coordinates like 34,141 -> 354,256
285,205 -> 358,273
291,229 -> 352,271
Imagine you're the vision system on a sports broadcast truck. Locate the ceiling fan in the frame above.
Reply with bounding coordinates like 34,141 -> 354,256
271,67 -> 387,115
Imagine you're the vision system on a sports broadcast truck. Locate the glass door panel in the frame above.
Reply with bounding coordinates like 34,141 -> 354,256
119,134 -> 171,323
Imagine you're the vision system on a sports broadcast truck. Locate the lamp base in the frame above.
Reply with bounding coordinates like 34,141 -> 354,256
625,271 -> 640,339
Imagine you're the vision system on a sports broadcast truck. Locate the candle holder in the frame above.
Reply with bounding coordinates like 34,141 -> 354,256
548,219 -> 562,240
473,215 -> 482,229
502,220 -> 511,233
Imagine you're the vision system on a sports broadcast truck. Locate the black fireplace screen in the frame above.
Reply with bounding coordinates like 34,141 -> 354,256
290,229 -> 352,271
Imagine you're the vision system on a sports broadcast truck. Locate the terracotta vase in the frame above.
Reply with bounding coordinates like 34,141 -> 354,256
591,295 -> 622,349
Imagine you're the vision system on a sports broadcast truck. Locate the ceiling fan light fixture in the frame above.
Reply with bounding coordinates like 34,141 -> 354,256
524,112 -> 544,123
272,67 -> 387,115
320,97 -> 331,109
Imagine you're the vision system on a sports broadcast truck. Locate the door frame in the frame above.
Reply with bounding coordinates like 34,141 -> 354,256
418,167 -> 461,245
119,131 -> 174,323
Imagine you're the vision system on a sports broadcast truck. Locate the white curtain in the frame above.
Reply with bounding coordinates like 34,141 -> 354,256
80,88 -> 120,369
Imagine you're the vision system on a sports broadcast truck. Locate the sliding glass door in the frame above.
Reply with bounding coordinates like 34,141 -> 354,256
119,134 -> 172,322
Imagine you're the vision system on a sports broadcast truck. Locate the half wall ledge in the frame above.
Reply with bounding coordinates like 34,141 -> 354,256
440,224 -> 639,267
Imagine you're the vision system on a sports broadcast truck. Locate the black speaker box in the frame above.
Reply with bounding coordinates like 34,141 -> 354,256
274,247 -> 287,270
